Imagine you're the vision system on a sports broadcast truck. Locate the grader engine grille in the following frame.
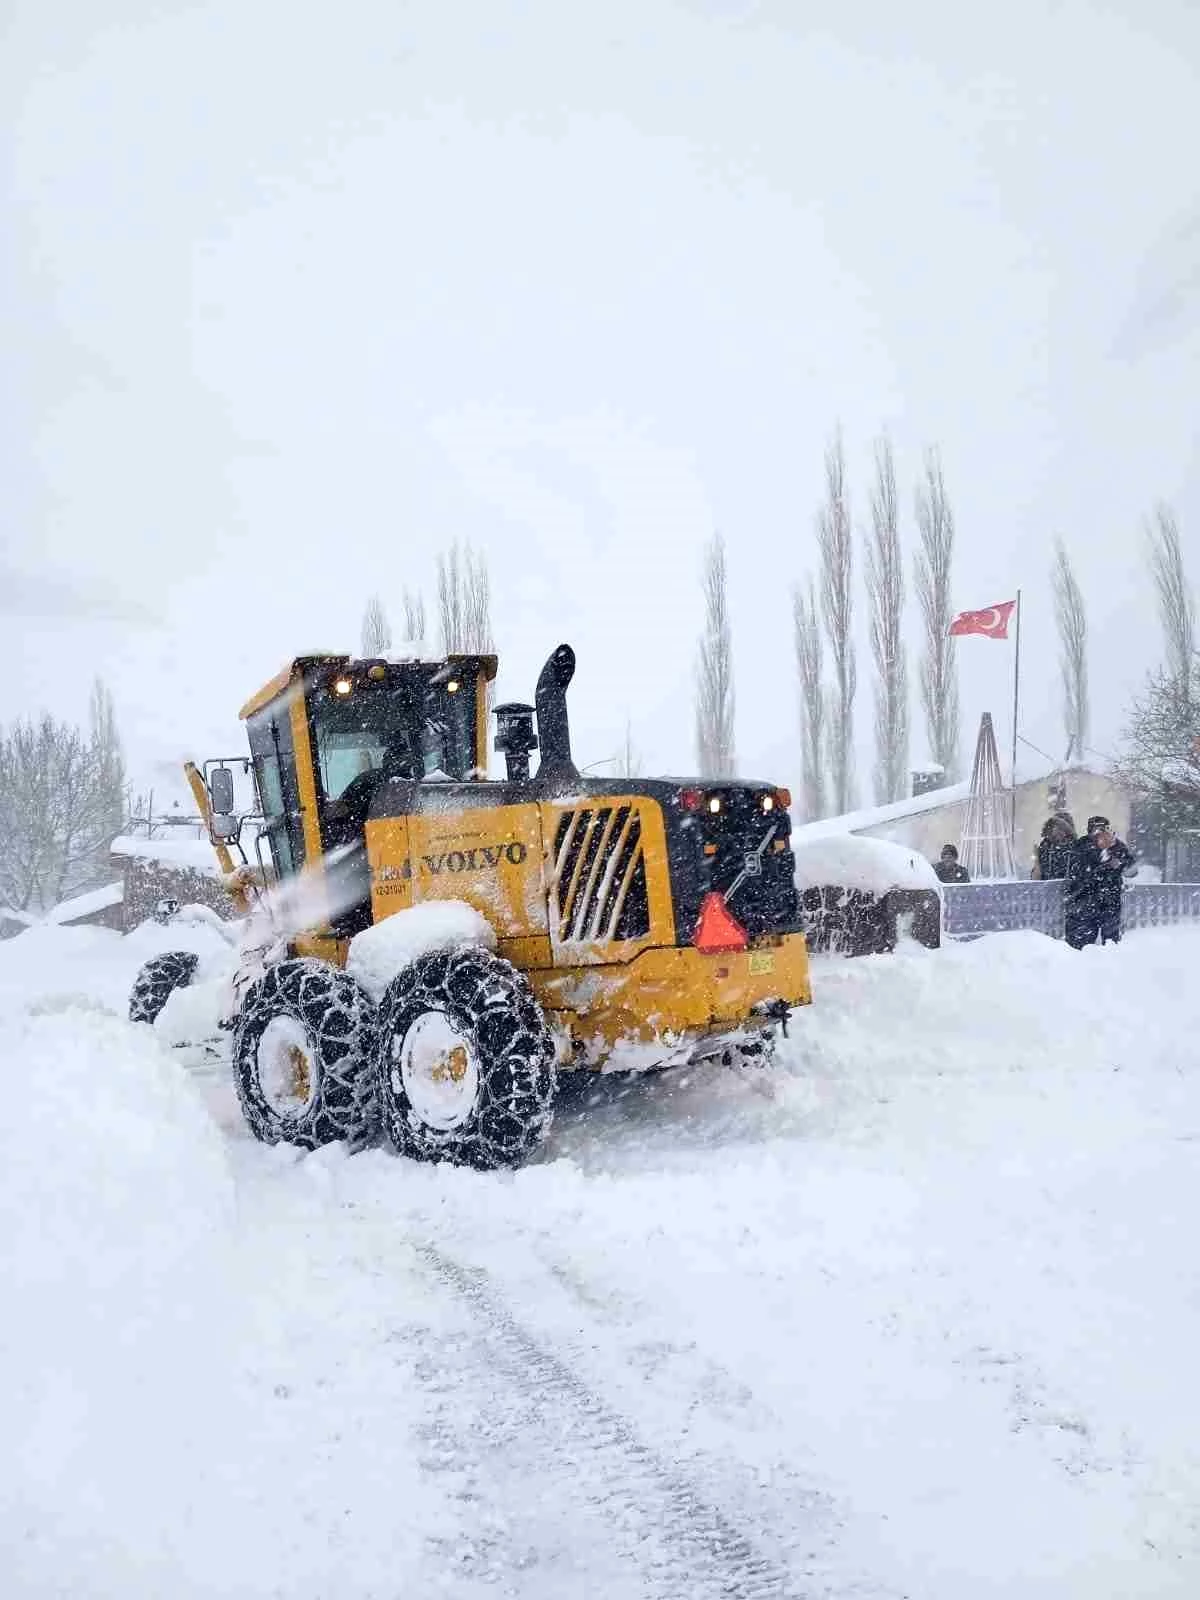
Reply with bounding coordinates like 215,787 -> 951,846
551,805 -> 650,945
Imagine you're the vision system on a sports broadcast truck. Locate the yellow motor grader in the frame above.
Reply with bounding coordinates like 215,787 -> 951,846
129,644 -> 811,1168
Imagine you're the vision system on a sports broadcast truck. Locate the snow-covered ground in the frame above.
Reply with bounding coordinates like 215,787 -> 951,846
2,920 -> 1199,1598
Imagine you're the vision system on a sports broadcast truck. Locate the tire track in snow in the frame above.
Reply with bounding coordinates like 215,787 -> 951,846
412,1240 -> 813,1600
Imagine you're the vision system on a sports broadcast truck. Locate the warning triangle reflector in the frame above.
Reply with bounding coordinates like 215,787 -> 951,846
694,891 -> 749,954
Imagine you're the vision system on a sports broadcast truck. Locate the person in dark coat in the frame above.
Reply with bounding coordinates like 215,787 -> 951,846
1064,815 -> 1136,948
933,843 -> 970,883
1032,812 -> 1075,881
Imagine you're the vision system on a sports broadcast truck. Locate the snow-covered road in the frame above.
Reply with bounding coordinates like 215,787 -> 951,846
3,921 -> 1199,1598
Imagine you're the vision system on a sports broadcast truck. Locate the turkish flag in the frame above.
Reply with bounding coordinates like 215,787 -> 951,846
949,600 -> 1017,639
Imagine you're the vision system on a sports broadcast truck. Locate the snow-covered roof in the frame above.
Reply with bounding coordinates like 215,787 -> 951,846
793,759 -> 1104,842
45,881 -> 124,924
110,834 -> 223,876
793,780 -> 972,841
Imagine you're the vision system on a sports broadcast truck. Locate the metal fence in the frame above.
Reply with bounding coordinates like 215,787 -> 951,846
942,880 -> 1200,940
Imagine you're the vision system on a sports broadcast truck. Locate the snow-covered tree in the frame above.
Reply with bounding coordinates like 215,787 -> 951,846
438,542 -> 493,655
402,588 -> 427,648
865,435 -> 908,803
615,719 -> 643,779
792,578 -> 825,820
360,593 -> 392,656
1147,504 -> 1195,694
914,449 -> 960,779
1052,540 -> 1089,761
818,431 -> 855,813
0,704 -> 126,914
1113,653 -> 1200,860
88,678 -> 126,878
694,533 -> 737,779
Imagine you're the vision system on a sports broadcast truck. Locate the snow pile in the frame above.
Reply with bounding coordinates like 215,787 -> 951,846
0,927 -> 456,1598
0,920 -> 236,1043
0,1003 -> 237,1595
155,972 -> 234,1046
793,831 -> 940,893
346,899 -> 497,1000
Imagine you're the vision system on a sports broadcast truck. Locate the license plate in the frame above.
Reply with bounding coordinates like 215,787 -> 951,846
748,952 -> 775,975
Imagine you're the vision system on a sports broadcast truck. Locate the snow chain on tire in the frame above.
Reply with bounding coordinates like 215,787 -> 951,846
129,951 -> 199,1025
233,958 -> 379,1150
377,944 -> 557,1170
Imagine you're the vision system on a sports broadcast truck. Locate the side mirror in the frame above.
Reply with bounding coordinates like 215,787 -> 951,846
211,812 -> 242,844
209,766 -> 236,815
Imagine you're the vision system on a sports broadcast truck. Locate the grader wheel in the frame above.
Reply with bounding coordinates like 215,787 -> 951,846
376,944 -> 556,1170
232,958 -> 379,1150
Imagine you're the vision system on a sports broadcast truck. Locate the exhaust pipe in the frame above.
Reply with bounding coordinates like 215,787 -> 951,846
535,643 -> 578,787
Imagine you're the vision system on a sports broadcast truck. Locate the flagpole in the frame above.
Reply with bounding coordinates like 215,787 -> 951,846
1010,588 -> 1022,846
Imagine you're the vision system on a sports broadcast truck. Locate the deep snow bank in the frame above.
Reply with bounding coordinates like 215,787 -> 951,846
0,1000 -> 237,1596
0,918 -> 236,1022
3,920 -> 1198,1599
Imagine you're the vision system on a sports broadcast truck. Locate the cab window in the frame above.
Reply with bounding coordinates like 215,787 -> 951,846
307,667 -> 478,806
316,729 -> 391,800
246,711 -> 304,876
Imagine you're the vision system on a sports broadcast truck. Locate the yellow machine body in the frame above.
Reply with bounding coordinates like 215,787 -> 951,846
214,649 -> 811,1073
361,798 -> 811,1065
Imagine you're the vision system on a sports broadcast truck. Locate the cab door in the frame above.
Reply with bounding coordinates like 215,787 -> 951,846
247,710 -> 307,878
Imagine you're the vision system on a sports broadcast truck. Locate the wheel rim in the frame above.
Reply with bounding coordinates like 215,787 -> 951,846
257,1015 -> 318,1118
394,1010 -> 480,1132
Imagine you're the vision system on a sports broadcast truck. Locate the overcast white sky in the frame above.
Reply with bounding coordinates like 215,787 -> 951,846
4,0 -> 1198,806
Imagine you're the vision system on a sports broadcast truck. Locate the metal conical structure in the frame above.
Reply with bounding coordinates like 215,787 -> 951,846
959,712 -> 1017,881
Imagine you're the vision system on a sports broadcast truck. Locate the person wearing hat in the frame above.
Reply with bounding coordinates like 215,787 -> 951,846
1031,812 -> 1076,880
1063,814 -> 1137,948
932,843 -> 970,884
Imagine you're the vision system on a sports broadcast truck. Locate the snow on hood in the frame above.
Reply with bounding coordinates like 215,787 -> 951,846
346,900 -> 497,1000
793,833 -> 940,894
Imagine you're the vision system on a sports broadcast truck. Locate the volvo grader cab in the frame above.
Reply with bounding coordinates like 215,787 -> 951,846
130,644 -> 812,1169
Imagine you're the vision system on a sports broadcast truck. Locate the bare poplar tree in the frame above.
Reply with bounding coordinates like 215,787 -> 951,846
88,678 -> 126,880
401,588 -> 427,647
914,449 -> 961,779
437,542 -> 493,654
694,532 -> 737,778
818,431 -> 855,812
792,579 -> 825,820
463,546 -> 493,654
437,544 -> 464,654
1147,503 -> 1195,693
616,718 -> 643,779
360,593 -> 392,656
1052,539 -> 1089,761
865,435 -> 908,802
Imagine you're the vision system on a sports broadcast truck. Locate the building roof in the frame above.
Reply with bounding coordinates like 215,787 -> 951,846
793,761 -> 1109,842
793,779 -> 971,841
111,834 -> 224,876
45,881 -> 124,924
